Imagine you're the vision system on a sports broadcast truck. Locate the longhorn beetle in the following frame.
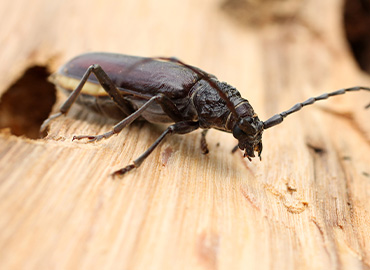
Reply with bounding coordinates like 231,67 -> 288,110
41,52 -> 370,176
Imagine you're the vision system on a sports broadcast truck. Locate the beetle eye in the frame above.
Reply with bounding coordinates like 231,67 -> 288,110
239,118 -> 255,134
232,125 -> 245,139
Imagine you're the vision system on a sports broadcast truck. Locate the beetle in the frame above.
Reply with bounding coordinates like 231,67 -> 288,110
41,52 -> 370,176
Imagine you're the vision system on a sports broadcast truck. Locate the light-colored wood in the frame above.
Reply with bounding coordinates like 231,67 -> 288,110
0,0 -> 369,269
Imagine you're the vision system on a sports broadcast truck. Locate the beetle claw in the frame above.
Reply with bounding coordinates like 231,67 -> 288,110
112,164 -> 136,178
72,135 -> 96,142
89,135 -> 104,142
40,112 -> 64,133
73,133 -> 109,142
243,152 -> 252,162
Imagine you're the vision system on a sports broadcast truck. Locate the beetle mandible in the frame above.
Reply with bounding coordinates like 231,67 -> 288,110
41,52 -> 370,176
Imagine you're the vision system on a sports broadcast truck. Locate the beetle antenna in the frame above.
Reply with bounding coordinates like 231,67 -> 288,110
263,86 -> 370,129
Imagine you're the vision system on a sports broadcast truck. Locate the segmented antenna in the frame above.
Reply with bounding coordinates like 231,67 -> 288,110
263,86 -> 370,129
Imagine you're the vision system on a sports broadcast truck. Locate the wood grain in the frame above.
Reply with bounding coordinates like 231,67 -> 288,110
0,0 -> 369,269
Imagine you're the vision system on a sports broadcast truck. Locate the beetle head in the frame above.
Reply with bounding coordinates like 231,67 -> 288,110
232,116 -> 264,160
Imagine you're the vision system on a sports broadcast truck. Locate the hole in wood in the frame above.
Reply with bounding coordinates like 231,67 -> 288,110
344,0 -> 370,74
0,66 -> 56,139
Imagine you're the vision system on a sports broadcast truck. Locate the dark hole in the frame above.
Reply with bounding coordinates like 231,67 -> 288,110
0,66 -> 56,139
344,0 -> 370,73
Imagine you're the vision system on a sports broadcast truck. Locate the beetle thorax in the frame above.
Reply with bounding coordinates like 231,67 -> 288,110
190,80 -> 243,130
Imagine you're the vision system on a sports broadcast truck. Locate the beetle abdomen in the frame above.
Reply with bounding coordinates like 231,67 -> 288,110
52,52 -> 202,99
50,52 -> 205,122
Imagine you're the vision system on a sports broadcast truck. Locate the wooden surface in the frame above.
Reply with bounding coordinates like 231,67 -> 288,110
0,0 -> 370,269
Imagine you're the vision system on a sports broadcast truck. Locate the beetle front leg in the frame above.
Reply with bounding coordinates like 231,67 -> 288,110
113,121 -> 199,177
200,130 -> 209,154
231,144 -> 239,154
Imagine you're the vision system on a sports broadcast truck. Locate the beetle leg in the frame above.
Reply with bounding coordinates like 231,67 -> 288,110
231,144 -> 239,154
72,93 -> 184,142
155,94 -> 184,122
73,95 -> 161,142
41,64 -> 133,133
200,130 -> 209,154
112,121 -> 199,177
